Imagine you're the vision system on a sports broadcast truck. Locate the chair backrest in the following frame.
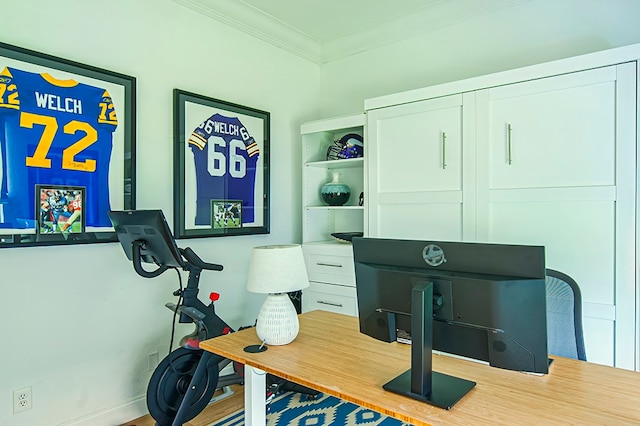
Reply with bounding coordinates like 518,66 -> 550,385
545,269 -> 587,361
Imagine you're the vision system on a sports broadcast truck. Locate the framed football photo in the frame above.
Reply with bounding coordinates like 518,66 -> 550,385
36,185 -> 86,237
211,199 -> 242,229
0,42 -> 136,248
173,89 -> 270,238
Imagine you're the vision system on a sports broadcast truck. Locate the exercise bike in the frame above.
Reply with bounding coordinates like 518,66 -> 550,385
109,210 -> 317,426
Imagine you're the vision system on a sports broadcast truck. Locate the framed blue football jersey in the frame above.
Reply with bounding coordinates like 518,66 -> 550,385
0,41 -> 135,248
188,113 -> 259,226
0,66 -> 116,229
173,89 -> 269,239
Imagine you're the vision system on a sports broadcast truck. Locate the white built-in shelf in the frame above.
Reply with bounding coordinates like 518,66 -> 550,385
305,158 -> 364,169
302,113 -> 365,245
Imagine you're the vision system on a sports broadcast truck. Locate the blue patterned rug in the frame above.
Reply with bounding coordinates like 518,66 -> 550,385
211,391 -> 411,425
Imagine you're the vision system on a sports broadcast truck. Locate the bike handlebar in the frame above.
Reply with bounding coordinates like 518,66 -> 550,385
180,247 -> 224,271
129,241 -> 223,279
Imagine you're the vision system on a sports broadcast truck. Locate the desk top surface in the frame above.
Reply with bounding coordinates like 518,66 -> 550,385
200,310 -> 640,426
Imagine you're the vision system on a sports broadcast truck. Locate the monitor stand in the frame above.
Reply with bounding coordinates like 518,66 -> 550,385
382,282 -> 476,410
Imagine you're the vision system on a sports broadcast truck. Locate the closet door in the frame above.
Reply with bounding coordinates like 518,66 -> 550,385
366,94 -> 474,241
475,63 -> 636,369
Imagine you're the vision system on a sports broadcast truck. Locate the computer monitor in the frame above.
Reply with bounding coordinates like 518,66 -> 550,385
352,237 -> 547,409
108,210 -> 184,271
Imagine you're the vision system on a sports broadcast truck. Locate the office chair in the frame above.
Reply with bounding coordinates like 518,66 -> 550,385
545,269 -> 587,361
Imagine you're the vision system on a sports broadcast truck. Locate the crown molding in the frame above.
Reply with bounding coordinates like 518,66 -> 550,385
172,0 -> 322,63
174,0 -> 531,65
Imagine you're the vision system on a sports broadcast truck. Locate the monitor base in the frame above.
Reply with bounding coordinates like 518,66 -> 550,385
383,369 -> 476,410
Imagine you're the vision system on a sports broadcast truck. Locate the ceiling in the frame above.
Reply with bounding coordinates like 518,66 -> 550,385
173,0 -> 531,63
237,0 -> 441,43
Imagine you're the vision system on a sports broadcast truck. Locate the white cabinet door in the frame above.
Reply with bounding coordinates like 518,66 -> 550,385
372,96 -> 463,193
475,63 -> 637,369
485,67 -> 617,190
367,94 -> 474,241
485,196 -> 617,365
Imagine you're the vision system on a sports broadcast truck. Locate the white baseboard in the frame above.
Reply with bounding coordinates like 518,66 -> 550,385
58,395 -> 148,426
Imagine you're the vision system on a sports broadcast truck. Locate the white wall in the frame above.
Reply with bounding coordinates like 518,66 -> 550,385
319,0 -> 640,116
0,1 -> 319,425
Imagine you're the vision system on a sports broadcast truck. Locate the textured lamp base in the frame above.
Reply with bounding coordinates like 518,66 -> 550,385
256,293 -> 300,345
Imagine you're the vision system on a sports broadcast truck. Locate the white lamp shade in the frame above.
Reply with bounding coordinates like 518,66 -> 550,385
246,244 -> 310,294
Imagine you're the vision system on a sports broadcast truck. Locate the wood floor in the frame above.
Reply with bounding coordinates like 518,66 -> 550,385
121,384 -> 244,426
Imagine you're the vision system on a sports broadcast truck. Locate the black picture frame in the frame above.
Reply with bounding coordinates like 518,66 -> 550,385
0,42 -> 136,248
173,89 -> 269,238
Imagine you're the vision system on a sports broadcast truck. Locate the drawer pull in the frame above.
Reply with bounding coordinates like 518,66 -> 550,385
442,131 -> 447,169
316,262 -> 343,268
507,123 -> 513,165
317,300 -> 343,307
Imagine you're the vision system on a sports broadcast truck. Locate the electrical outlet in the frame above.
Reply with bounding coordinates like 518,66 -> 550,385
148,351 -> 159,371
13,387 -> 32,414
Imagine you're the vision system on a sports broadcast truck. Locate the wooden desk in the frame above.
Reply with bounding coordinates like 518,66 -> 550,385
200,310 -> 640,425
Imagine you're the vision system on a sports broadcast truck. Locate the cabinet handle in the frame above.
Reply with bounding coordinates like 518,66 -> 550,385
316,262 -> 343,268
317,300 -> 343,307
442,131 -> 447,169
507,123 -> 513,165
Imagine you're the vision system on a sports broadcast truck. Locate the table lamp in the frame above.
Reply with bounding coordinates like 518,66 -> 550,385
246,244 -> 310,350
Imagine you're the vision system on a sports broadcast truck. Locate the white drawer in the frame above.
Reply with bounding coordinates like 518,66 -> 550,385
303,244 -> 355,286
303,282 -> 358,317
